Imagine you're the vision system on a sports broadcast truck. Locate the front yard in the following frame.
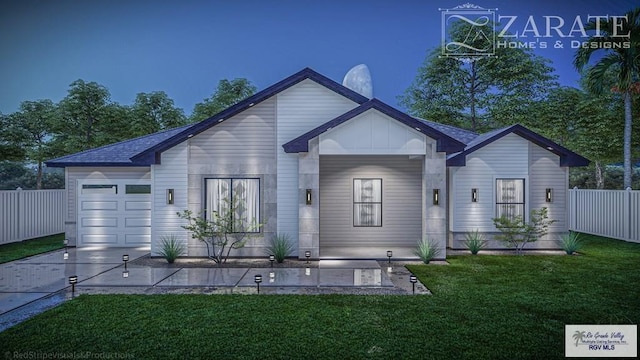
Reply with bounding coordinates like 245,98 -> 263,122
0,233 -> 64,264
0,234 -> 638,359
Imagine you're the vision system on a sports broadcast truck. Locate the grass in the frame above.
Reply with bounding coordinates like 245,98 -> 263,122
0,233 -> 64,264
1,234 -> 638,359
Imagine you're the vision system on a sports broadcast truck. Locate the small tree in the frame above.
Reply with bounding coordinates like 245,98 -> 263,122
177,197 -> 263,264
492,207 -> 556,254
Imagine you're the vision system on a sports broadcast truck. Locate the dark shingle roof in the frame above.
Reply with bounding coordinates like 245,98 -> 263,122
45,124 -> 192,167
415,118 -> 479,144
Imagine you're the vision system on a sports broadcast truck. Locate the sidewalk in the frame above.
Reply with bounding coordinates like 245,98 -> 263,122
1,248 -> 430,331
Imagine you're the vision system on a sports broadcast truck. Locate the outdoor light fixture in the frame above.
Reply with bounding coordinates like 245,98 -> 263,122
546,188 -> 552,203
472,188 -> 478,202
387,250 -> 393,264
433,189 -> 439,205
306,189 -> 312,205
305,251 -> 311,264
69,275 -> 78,297
269,254 -> 275,268
410,274 -> 418,295
122,254 -> 129,271
254,274 -> 263,293
167,189 -> 174,204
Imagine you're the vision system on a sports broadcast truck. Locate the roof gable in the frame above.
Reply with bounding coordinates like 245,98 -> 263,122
446,124 -> 590,167
130,68 -> 369,165
283,99 -> 467,154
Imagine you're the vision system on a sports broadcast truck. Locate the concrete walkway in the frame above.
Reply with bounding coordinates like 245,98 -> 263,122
0,248 -> 430,331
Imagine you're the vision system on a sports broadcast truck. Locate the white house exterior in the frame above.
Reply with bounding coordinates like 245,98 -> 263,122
47,68 -> 589,259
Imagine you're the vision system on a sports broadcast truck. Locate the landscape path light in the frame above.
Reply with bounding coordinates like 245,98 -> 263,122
255,274 -> 262,294
410,274 -> 418,295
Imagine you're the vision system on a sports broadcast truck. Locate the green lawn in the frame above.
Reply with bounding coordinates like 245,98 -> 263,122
0,233 -> 64,263
1,234 -> 638,359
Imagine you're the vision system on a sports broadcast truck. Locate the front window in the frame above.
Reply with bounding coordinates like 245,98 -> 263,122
205,178 -> 260,232
353,178 -> 382,227
496,179 -> 525,220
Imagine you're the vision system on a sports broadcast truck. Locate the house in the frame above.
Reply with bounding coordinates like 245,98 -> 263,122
46,67 -> 589,259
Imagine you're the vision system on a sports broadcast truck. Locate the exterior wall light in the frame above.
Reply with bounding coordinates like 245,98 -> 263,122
472,188 -> 478,202
254,274 -> 262,293
306,189 -> 312,205
410,274 -> 417,294
167,189 -> 174,204
546,188 -> 552,203
433,189 -> 439,205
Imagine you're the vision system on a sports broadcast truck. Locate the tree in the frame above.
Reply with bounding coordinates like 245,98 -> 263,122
574,8 -> 640,189
0,112 -> 26,161
190,78 -> 256,123
400,22 -> 557,132
9,100 -> 59,189
55,79 -> 112,153
131,91 -> 187,135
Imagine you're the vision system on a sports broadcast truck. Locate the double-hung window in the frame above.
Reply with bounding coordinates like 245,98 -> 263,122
205,178 -> 260,233
495,178 -> 525,220
353,178 -> 382,227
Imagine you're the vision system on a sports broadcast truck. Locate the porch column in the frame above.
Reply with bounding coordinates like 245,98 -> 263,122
423,142 -> 447,259
298,138 -> 320,259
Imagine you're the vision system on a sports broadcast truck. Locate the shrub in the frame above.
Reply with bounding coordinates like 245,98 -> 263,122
413,236 -> 441,264
558,232 -> 583,255
265,233 -> 294,263
492,207 -> 557,255
158,234 -> 186,263
463,230 -> 486,255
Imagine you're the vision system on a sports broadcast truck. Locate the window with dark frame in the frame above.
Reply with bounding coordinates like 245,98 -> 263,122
495,178 -> 525,220
353,178 -> 382,227
205,178 -> 260,233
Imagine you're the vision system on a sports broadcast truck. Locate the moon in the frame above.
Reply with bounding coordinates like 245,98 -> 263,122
342,64 -> 373,98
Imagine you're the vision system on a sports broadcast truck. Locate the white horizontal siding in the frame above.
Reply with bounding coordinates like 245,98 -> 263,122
529,142 -> 567,232
320,156 -> 423,247
152,142 -> 188,255
189,99 -> 276,163
451,133 -> 529,232
276,79 -> 359,242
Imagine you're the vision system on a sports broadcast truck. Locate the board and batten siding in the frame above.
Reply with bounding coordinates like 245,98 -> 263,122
151,142 -> 188,256
276,79 -> 359,243
65,167 -> 151,246
186,98 -> 278,256
319,155 -> 423,249
450,133 -> 529,232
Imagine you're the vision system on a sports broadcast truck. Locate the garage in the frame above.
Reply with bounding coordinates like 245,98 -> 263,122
77,180 -> 152,247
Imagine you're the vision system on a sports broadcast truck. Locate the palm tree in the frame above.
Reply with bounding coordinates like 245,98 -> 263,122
574,8 -> 640,189
572,330 -> 586,347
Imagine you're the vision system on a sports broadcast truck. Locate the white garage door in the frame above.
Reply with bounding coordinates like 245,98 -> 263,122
77,180 -> 151,247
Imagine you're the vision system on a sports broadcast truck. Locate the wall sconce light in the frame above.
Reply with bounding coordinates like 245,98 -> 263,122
69,275 -> 78,297
305,189 -> 312,205
409,274 -> 417,294
167,189 -> 174,204
433,189 -> 440,205
254,274 -> 262,293
546,188 -> 552,203
472,188 -> 478,202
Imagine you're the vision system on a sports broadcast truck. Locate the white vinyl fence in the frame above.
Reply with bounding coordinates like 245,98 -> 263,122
0,189 -> 65,245
568,188 -> 640,243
